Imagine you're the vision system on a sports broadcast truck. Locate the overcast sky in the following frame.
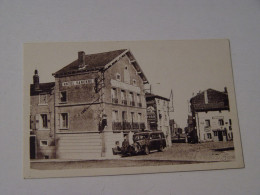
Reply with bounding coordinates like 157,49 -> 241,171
24,40 -> 235,128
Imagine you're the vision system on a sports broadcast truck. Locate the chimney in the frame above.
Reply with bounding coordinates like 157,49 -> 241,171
78,51 -> 85,69
204,90 -> 208,104
224,87 -> 227,93
33,69 -> 40,90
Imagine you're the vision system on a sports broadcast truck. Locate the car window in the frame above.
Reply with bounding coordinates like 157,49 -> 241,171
133,134 -> 148,141
151,133 -> 160,139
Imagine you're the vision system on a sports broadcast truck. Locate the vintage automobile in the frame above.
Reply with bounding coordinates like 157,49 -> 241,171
132,131 -> 167,155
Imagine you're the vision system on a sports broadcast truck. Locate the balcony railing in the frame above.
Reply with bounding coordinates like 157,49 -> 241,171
121,100 -> 127,105
112,98 -> 118,104
140,122 -> 146,130
122,122 -> 132,130
130,101 -> 135,106
112,122 -> 122,130
112,122 -> 146,130
132,122 -> 140,130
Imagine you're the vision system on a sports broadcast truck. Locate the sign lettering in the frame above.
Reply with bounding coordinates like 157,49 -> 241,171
62,79 -> 94,87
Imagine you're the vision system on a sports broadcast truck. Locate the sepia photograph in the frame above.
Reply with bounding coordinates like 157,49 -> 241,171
23,40 -> 244,178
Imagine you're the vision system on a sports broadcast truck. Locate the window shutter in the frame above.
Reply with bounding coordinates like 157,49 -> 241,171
35,114 -> 39,130
57,113 -> 60,129
47,114 -> 51,129
30,115 -> 36,130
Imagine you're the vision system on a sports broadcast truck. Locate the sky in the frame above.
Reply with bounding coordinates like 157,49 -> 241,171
24,40 -> 235,128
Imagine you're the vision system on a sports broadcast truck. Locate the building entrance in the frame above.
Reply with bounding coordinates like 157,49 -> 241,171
218,131 -> 223,141
30,136 -> 36,159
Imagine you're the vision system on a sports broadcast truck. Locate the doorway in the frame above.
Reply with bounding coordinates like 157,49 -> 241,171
218,131 -> 223,141
30,136 -> 36,159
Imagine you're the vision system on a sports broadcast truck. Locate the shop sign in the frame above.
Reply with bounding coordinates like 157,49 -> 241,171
62,79 -> 94,87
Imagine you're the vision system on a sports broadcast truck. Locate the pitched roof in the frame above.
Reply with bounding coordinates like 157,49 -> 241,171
190,88 -> 229,112
52,49 -> 149,83
145,93 -> 170,101
53,49 -> 127,77
30,82 -> 55,96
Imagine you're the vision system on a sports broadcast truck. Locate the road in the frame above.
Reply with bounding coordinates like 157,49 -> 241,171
31,141 -> 235,170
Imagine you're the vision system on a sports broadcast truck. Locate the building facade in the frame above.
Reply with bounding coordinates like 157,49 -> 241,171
30,70 -> 56,159
30,49 -> 149,159
145,93 -> 172,146
190,88 -> 233,142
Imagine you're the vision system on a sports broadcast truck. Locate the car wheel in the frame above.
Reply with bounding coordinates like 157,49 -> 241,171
144,146 -> 150,155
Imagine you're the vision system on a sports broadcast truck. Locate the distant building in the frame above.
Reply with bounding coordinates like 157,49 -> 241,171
30,49 -> 149,159
186,115 -> 193,134
145,93 -> 172,146
190,88 -> 233,142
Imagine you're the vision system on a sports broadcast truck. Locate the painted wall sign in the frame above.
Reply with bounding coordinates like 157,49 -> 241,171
212,116 -> 224,119
62,79 -> 94,87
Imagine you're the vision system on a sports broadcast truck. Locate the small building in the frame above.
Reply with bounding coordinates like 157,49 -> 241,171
145,93 -> 172,146
30,70 -> 56,159
30,49 -> 149,159
190,88 -> 233,142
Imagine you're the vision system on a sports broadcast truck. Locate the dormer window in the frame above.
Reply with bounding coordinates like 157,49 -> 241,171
116,73 -> 121,81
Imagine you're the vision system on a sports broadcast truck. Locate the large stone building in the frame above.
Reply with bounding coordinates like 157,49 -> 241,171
30,49 -> 149,159
145,93 -> 172,146
190,88 -> 233,143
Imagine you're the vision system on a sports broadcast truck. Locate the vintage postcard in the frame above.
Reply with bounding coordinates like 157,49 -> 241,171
23,40 -> 244,178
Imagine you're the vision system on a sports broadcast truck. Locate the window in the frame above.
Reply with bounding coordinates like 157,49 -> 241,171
136,94 -> 140,103
133,79 -> 137,86
111,88 -> 118,104
137,113 -> 142,123
207,133 -> 212,139
131,112 -> 135,123
111,88 -> 117,98
158,110 -> 162,120
60,113 -> 68,129
112,110 -> 119,122
205,119 -> 211,127
121,90 -> 127,105
129,92 -> 134,106
60,91 -> 67,103
229,119 -> 232,125
40,114 -> 48,129
116,73 -> 121,81
124,65 -> 130,84
218,119 -> 224,126
40,140 -> 48,146
213,131 -> 218,136
39,94 -> 48,105
137,94 -> 141,107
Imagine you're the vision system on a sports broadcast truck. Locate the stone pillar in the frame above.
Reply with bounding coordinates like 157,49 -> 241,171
128,131 -> 134,145
103,130 -> 115,157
